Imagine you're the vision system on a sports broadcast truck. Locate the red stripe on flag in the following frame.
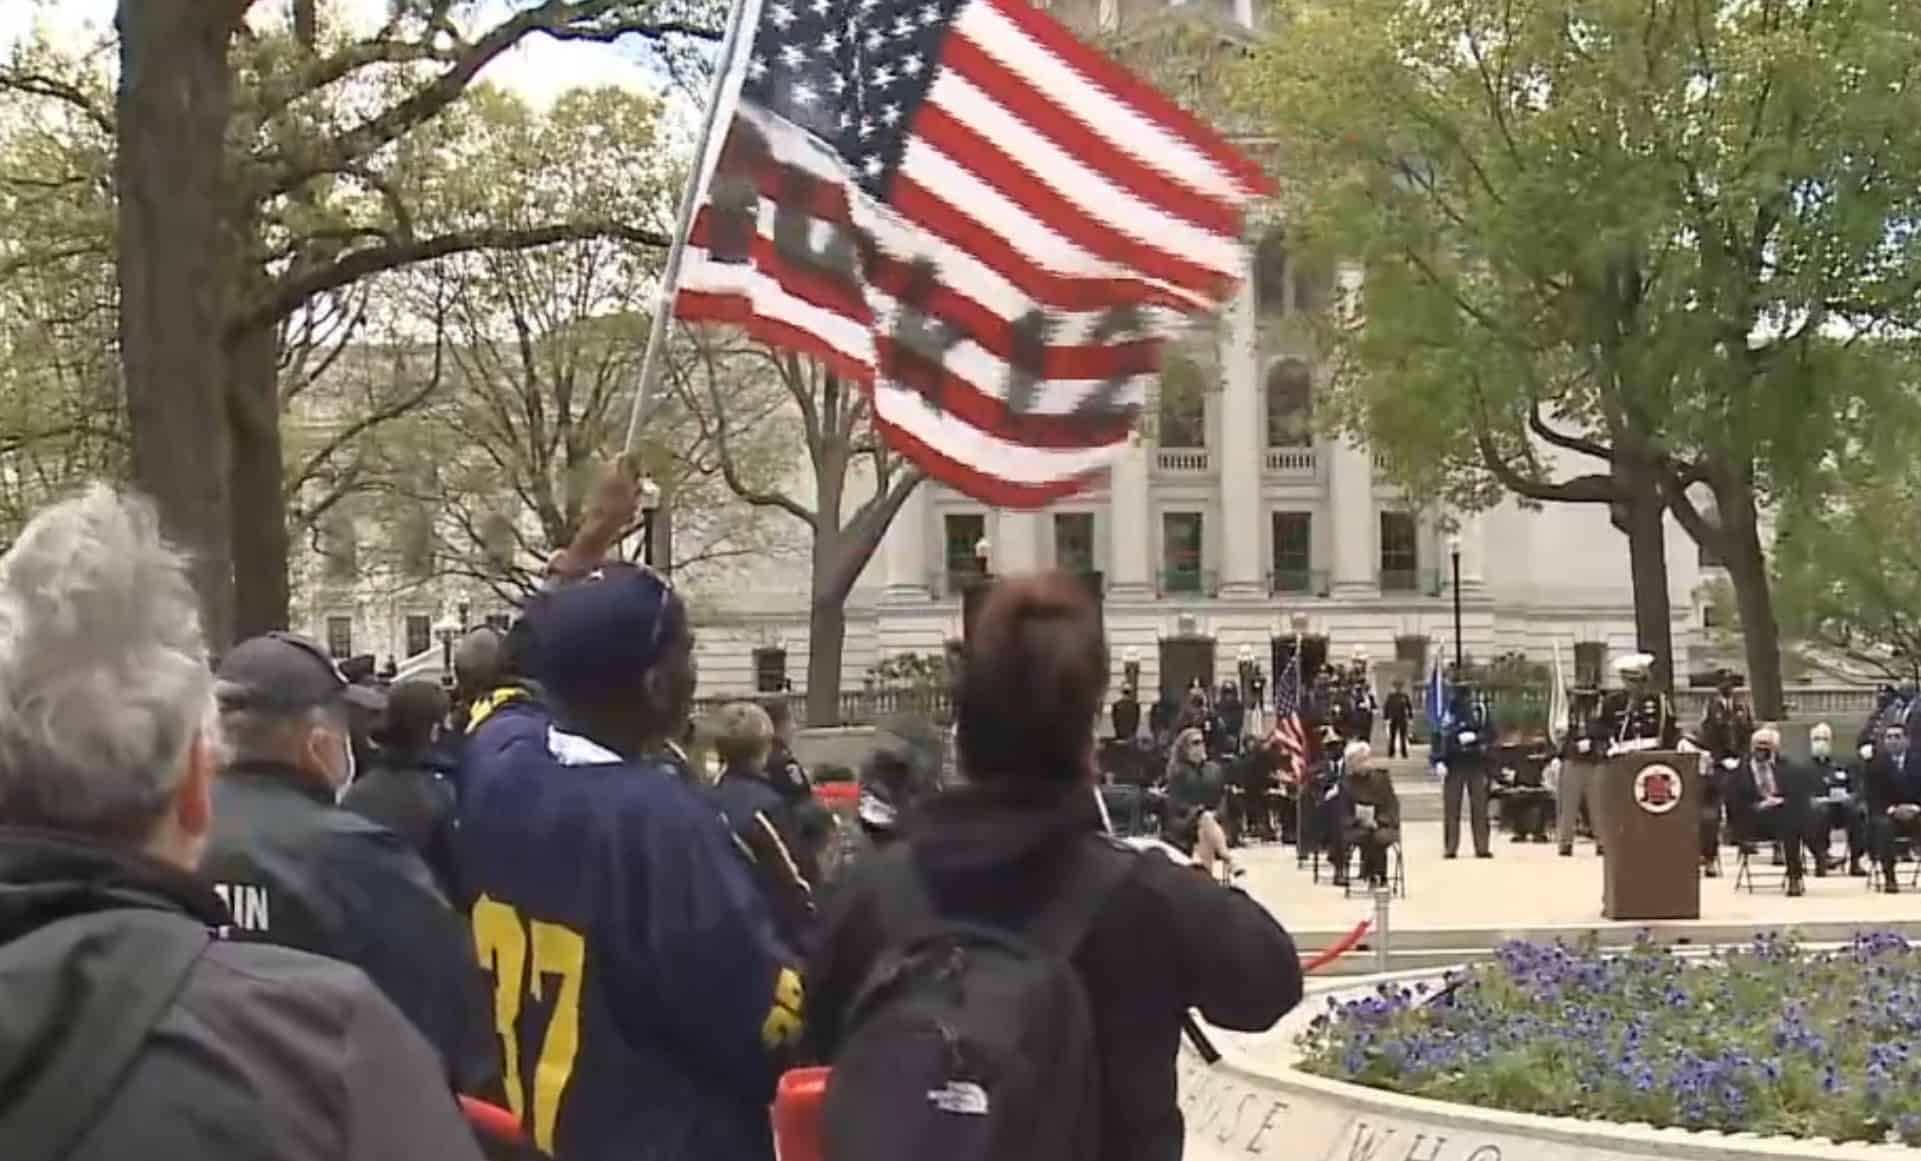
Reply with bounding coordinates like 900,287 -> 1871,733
869,411 -> 1108,508
687,210 -> 875,324
674,288 -> 873,387
911,104 -> 1233,301
871,335 -> 1137,448
980,0 -> 1276,198
940,31 -> 1242,237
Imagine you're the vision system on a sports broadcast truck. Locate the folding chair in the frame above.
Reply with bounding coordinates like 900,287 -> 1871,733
1340,842 -> 1406,899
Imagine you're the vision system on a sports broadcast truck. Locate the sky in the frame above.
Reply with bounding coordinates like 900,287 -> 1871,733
0,0 -> 670,109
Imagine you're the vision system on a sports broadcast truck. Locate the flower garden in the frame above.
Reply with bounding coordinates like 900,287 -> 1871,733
1298,932 -> 1921,1147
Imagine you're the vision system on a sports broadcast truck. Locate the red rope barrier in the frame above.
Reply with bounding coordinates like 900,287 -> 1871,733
1302,917 -> 1373,974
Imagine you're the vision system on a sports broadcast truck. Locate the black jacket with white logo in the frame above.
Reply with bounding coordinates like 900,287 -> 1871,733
203,763 -> 497,1094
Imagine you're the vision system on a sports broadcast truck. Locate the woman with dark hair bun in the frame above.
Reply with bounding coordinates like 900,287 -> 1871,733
806,572 -> 1304,1161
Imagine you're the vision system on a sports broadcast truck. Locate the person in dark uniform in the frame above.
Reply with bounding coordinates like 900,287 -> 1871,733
1112,685 -> 1142,742
1608,653 -> 1679,753
1864,722 -> 1921,894
1557,688 -> 1607,856
1383,680 -> 1413,759
341,679 -> 465,907
1214,681 -> 1245,758
1699,672 -> 1754,848
1440,684 -> 1493,859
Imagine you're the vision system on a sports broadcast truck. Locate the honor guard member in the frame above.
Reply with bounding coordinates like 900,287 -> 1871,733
1439,683 -> 1495,859
203,632 -> 499,1095
460,565 -> 804,1161
1556,687 -> 1608,856
1607,653 -> 1678,754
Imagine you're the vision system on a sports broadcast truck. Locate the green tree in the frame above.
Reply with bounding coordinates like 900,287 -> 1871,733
1773,397 -> 1921,688
1240,0 -> 1921,714
9,0 -> 720,646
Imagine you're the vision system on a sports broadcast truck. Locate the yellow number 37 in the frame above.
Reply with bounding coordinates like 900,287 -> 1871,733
473,896 -> 586,1154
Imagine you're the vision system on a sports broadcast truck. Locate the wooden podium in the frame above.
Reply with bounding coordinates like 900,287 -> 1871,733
1597,749 -> 1701,920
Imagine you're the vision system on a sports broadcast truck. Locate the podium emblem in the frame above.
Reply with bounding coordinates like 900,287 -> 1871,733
1633,763 -> 1683,814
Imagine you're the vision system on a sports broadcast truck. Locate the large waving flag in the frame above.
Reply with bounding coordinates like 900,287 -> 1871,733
1271,641 -> 1306,778
1425,644 -> 1449,769
674,0 -> 1272,506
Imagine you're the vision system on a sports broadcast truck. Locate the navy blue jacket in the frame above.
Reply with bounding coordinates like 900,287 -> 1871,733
459,698 -> 801,1161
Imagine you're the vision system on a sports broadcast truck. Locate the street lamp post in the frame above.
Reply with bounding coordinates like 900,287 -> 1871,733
434,613 -> 461,687
1448,532 -> 1464,676
638,476 -> 662,567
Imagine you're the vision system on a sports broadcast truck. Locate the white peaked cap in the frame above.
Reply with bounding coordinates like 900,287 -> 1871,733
1611,652 -> 1655,675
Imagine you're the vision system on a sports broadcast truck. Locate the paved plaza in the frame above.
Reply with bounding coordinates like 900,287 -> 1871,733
1243,814 -> 1921,955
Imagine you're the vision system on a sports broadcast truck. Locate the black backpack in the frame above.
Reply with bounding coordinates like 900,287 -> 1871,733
823,840 -> 1135,1161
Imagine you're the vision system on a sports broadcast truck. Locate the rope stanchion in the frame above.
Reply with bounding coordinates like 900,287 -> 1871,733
1302,916 -> 1373,974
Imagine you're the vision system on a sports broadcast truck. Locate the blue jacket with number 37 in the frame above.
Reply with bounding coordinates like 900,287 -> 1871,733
459,693 -> 802,1161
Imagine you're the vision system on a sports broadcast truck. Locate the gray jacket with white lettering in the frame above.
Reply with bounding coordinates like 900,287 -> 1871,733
0,827 -> 485,1161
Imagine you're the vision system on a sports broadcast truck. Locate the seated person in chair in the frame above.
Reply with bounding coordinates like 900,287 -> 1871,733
1331,742 -> 1399,888
1864,722 -> 1921,894
1727,726 -> 1822,896
1807,721 -> 1868,878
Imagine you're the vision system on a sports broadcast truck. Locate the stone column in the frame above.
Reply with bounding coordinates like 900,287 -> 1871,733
1456,510 -> 1487,590
1217,263 -> 1263,600
1329,437 -> 1375,596
994,509 -> 1043,575
1108,435 -> 1152,599
883,480 -> 929,603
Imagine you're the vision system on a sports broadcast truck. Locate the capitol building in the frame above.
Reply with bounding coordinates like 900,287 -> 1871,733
287,0 -> 1718,704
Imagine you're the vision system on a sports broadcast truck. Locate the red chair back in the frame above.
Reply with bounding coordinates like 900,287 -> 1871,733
772,1067 -> 831,1161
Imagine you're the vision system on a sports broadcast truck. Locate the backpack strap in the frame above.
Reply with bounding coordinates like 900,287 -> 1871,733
11,910 -> 210,1161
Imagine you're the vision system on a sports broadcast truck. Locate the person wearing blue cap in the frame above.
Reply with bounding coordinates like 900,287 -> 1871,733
457,461 -> 803,1161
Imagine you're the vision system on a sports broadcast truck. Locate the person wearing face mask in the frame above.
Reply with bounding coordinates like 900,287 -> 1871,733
1807,722 -> 1868,878
1864,723 -> 1921,895
202,632 -> 498,1095
1725,725 -> 1821,896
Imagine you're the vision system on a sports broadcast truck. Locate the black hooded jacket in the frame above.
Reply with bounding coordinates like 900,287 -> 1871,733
806,784 -> 1303,1161
0,827 -> 482,1161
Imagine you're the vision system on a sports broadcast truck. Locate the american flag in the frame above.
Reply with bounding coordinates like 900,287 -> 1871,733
673,0 -> 1270,506
1271,641 -> 1306,776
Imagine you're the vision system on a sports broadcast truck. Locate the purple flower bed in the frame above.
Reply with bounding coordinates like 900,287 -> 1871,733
1298,932 -> 1921,1146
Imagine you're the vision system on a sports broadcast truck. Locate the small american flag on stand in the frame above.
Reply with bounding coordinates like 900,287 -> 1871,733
673,0 -> 1270,505
1271,644 -> 1306,778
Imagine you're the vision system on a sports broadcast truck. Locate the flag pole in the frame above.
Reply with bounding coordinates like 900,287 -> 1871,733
622,0 -> 759,456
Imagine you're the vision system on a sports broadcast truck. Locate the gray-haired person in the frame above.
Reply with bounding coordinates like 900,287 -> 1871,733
0,488 -> 482,1161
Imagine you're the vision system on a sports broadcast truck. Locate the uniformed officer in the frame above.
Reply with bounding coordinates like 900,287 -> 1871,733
1556,688 -> 1608,856
1439,682 -> 1494,858
1607,652 -> 1679,753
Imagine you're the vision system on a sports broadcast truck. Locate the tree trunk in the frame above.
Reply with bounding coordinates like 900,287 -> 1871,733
228,320 -> 292,639
805,597 -> 846,727
1612,457 -> 1677,696
116,0 -> 239,649
1718,483 -> 1785,721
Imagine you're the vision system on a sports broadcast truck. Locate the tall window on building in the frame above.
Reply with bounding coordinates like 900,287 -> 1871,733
944,512 -> 987,589
753,647 -> 789,693
322,514 -> 358,582
1265,359 -> 1312,447
404,614 -> 432,659
1162,512 -> 1204,594
1156,350 -> 1206,448
325,615 -> 353,660
1054,512 -> 1095,574
1254,229 -> 1291,317
398,509 -> 434,579
1270,511 -> 1312,593
1379,511 -> 1419,592
1574,642 -> 1606,688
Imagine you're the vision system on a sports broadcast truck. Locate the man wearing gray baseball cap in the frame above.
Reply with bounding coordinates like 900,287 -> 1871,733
203,631 -> 498,1095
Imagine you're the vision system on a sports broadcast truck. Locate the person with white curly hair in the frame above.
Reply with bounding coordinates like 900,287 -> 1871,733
0,488 -> 482,1160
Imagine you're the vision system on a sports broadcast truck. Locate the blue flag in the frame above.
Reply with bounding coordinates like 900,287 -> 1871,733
1425,647 -> 1450,769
